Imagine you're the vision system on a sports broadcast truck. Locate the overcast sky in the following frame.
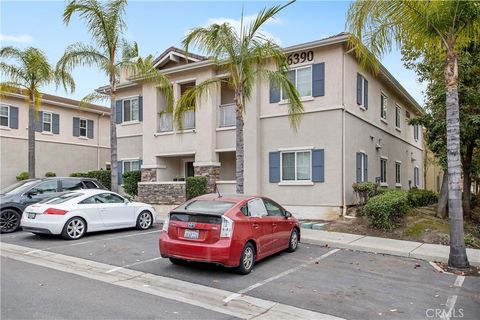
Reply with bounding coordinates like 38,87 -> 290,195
1,0 -> 426,107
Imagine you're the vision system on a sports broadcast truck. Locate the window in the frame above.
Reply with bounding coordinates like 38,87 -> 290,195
42,112 -> 52,132
395,162 -> 401,185
61,179 -> 83,191
219,103 -> 235,127
159,113 -> 173,132
414,124 -> 420,141
380,158 -> 387,184
282,66 -> 312,99
357,152 -> 368,182
83,180 -> 99,189
414,166 -> 420,187
380,94 -> 387,120
42,192 -> 82,204
80,196 -> 99,204
183,110 -> 195,129
123,160 -> 140,173
281,150 -> 311,181
247,198 -> 268,218
29,180 -> 58,195
79,119 -> 87,137
123,97 -> 139,122
357,73 -> 368,108
395,105 -> 401,129
96,193 -> 125,204
263,199 -> 284,217
0,105 -> 9,127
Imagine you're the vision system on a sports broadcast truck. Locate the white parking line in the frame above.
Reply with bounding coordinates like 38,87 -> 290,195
223,248 -> 340,304
22,229 -> 161,255
441,275 -> 465,320
106,257 -> 163,273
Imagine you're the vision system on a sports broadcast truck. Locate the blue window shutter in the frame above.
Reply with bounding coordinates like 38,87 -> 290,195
364,154 -> 368,182
87,119 -> 94,139
269,81 -> 280,103
364,79 -> 369,109
52,113 -> 60,134
117,160 -> 123,185
356,73 -> 362,105
138,96 -> 143,121
9,106 -> 18,129
35,111 -> 43,132
73,117 -> 80,137
312,149 -> 325,182
269,151 -> 280,183
312,63 -> 325,97
356,152 -> 362,182
115,100 -> 122,124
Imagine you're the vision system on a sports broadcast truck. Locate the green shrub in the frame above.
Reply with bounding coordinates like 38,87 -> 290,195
186,176 -> 208,200
45,172 -> 56,177
16,172 -> 29,181
123,170 -> 141,196
70,169 -> 111,190
364,190 -> 410,230
407,188 -> 438,208
352,182 -> 378,215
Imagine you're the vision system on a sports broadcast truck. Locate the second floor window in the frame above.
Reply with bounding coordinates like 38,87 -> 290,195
282,66 -> 312,100
43,112 -> 52,132
380,94 -> 387,120
281,150 -> 311,181
183,110 -> 195,130
380,158 -> 387,184
395,105 -> 401,129
356,73 -> 368,108
0,105 -> 9,127
414,124 -> 420,141
219,103 -> 235,127
79,119 -> 87,137
159,113 -> 173,132
123,97 -> 139,122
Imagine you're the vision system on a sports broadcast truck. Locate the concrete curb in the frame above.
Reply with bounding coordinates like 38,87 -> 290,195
300,229 -> 480,266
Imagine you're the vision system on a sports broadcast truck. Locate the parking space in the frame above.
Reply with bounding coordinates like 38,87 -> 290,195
2,225 -> 479,320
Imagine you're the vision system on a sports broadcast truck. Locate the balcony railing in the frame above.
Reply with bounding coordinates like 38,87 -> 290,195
219,103 -> 235,128
159,113 -> 173,132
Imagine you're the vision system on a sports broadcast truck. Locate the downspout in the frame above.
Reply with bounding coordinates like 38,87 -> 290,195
97,113 -> 101,169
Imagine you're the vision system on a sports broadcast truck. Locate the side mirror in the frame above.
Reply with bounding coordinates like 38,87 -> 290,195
124,199 -> 129,204
26,190 -> 38,198
285,211 -> 292,219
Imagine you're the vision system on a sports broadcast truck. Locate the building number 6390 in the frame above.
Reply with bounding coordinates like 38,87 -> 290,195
287,50 -> 314,65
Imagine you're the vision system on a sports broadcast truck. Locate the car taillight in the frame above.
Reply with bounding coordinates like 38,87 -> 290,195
43,208 -> 68,215
162,215 -> 170,232
220,216 -> 234,238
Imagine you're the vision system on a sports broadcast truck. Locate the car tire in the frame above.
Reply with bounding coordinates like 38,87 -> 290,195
0,209 -> 21,234
286,228 -> 299,252
61,217 -> 86,240
136,211 -> 153,230
236,242 -> 255,275
169,258 -> 186,265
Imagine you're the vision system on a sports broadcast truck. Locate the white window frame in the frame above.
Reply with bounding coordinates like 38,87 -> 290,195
122,96 -> 140,123
358,74 -> 367,109
395,161 -> 401,186
159,112 -> 173,132
380,93 -> 388,121
380,157 -> 388,185
123,159 -> 140,173
219,103 -> 236,128
359,152 -> 367,182
79,118 -> 88,137
414,124 -> 419,141
42,111 -> 53,133
0,104 -> 10,128
414,166 -> 420,187
182,110 -> 195,130
281,65 -> 313,100
395,104 -> 402,130
280,150 -> 312,182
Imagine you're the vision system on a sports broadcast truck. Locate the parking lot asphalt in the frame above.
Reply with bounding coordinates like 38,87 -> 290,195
1,225 -> 479,320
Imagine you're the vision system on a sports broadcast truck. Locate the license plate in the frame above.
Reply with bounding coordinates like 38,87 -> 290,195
28,213 -> 36,219
184,229 -> 199,239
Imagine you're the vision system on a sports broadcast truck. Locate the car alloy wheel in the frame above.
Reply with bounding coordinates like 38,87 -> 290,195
63,218 -> 86,240
236,242 -> 255,275
137,211 -> 152,230
243,246 -> 254,270
287,229 -> 299,252
0,210 -> 20,233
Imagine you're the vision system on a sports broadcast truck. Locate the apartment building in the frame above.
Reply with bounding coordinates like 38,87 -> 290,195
0,92 -> 111,188
109,33 -> 424,219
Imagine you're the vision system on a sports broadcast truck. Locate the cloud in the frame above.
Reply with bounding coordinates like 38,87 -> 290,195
0,33 -> 33,43
186,14 -> 283,45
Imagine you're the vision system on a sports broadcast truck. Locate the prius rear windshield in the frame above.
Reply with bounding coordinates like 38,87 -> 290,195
183,200 -> 235,214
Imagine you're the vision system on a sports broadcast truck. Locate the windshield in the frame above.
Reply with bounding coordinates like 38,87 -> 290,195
39,192 -> 82,204
1,180 -> 39,195
183,200 -> 235,214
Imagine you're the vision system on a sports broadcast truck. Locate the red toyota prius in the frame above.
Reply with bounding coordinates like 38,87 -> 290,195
159,193 -> 300,274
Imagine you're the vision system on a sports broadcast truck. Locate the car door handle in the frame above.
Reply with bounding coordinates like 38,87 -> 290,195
99,208 -> 107,212
272,223 -> 277,227
252,223 -> 259,228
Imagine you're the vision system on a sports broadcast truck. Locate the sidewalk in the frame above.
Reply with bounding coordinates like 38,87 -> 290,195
300,229 -> 480,266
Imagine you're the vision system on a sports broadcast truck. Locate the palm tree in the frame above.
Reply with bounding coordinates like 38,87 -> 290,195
57,0 -> 172,192
177,0 -> 302,194
0,46 -> 75,178
347,0 -> 480,269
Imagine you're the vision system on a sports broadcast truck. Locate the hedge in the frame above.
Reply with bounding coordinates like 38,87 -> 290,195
364,190 -> 410,230
186,176 -> 208,200
45,172 -> 56,177
70,169 -> 111,190
407,188 -> 438,208
16,172 -> 29,181
123,170 -> 141,196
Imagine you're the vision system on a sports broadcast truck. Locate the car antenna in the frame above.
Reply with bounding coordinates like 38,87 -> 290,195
216,184 -> 222,198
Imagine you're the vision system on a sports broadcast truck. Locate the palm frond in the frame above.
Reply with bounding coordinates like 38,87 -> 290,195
80,91 -> 109,108
246,0 -> 295,42
0,82 -> 23,98
56,42 -> 109,77
0,62 -> 27,85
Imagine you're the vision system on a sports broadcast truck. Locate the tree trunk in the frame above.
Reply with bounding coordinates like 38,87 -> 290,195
461,139 -> 474,217
437,170 -> 448,219
444,49 -> 469,269
110,80 -> 118,193
235,96 -> 244,194
28,92 -> 36,179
